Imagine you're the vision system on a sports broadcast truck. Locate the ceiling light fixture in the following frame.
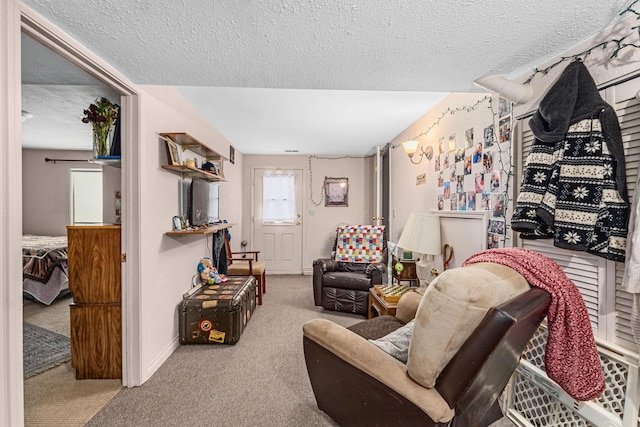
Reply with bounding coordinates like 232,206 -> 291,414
21,110 -> 33,122
473,75 -> 533,105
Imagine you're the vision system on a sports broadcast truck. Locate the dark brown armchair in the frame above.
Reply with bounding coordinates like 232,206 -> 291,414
313,225 -> 387,316
303,263 -> 551,426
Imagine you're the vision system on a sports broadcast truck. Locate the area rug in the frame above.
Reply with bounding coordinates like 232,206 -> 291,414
23,322 -> 71,378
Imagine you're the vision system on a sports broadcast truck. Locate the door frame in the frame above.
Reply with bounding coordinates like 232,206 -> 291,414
1,3 -> 142,424
252,167 -> 304,274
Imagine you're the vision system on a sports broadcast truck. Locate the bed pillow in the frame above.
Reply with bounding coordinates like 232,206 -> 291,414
406,263 -> 529,388
368,320 -> 415,363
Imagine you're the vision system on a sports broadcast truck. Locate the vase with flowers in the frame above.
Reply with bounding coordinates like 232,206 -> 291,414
82,97 -> 119,158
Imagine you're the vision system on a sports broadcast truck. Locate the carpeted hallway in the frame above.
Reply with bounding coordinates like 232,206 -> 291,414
86,275 -> 358,426
25,275 -> 515,426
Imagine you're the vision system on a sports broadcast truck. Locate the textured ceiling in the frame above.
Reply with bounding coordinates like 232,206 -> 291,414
20,0 -> 630,154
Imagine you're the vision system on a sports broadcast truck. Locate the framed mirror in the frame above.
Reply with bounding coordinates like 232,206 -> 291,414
324,177 -> 348,207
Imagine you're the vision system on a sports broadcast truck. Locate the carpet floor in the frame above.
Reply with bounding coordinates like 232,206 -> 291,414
23,322 -> 71,378
84,275 -> 516,427
21,275 -> 515,426
23,294 -> 122,426
24,362 -> 122,426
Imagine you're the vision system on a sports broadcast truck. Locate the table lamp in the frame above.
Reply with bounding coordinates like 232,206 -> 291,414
396,213 -> 441,286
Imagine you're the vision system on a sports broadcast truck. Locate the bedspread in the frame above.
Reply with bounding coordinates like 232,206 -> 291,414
22,235 -> 68,283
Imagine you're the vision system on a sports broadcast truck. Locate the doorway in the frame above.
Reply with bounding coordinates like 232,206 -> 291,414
253,168 -> 303,274
2,4 -> 142,424
20,30 -> 124,422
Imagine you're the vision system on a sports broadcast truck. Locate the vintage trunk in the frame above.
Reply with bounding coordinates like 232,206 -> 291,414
179,275 -> 256,345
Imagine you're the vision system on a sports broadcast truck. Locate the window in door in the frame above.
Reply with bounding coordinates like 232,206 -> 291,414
262,172 -> 296,225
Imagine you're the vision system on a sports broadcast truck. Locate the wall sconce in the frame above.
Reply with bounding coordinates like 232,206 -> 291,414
401,140 -> 433,164
473,75 -> 533,105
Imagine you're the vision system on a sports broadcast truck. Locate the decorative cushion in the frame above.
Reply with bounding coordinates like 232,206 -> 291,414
406,262 -> 530,388
368,320 -> 415,364
334,225 -> 385,263
227,261 -> 266,275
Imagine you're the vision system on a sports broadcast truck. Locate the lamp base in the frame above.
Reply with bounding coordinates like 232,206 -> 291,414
415,255 -> 438,287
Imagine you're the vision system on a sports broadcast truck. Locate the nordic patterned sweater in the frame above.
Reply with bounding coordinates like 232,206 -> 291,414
511,60 -> 629,262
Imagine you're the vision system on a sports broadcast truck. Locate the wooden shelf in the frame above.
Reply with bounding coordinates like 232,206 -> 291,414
159,132 -> 228,161
161,164 -> 225,182
165,222 -> 235,236
91,156 -> 121,168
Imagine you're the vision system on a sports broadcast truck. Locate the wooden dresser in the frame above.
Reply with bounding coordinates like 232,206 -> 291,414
66,225 -> 121,379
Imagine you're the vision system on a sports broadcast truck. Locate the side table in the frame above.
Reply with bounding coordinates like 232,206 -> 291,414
368,288 -> 398,319
392,256 -> 419,287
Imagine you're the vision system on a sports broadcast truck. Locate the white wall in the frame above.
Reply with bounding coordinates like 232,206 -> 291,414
102,163 -> 121,224
387,93 -> 496,270
22,149 -> 101,235
135,85 -> 243,381
242,154 -> 374,271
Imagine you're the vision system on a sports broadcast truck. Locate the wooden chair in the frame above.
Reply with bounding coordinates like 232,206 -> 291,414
223,234 -> 266,305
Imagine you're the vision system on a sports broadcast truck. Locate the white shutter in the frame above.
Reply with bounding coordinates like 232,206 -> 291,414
608,77 -> 640,350
515,105 -> 628,346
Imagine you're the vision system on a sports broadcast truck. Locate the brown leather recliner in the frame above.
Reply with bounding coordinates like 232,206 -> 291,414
313,225 -> 387,316
303,263 -> 551,427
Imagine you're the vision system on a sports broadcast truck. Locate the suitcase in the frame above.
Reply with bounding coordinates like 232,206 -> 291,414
179,275 -> 256,345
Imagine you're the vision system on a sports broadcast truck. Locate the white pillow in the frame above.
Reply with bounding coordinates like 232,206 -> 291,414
368,320 -> 415,364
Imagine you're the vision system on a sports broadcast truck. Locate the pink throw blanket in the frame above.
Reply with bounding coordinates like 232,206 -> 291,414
463,248 -> 605,401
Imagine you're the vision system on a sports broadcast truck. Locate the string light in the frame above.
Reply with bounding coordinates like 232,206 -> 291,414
384,1 -> 640,246
621,0 -> 640,19
391,96 -> 492,148
308,154 -> 372,206
523,3 -> 640,84
389,95 -> 513,246
487,98 -> 513,247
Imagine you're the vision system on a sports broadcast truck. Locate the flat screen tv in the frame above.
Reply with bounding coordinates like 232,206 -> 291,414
189,178 -> 220,226
190,178 -> 210,226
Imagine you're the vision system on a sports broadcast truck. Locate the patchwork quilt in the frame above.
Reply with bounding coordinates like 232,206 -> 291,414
334,225 -> 385,263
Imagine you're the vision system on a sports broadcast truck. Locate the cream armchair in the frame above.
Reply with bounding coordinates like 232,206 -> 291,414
303,263 -> 551,426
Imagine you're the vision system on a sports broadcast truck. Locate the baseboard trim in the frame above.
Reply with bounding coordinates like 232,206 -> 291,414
142,336 -> 179,384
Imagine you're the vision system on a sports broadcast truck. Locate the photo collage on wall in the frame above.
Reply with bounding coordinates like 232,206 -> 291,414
433,97 -> 511,248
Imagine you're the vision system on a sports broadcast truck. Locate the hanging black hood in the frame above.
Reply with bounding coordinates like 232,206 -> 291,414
529,60 -> 628,202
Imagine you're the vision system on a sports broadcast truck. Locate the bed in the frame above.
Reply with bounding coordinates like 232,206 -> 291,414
22,234 -> 70,305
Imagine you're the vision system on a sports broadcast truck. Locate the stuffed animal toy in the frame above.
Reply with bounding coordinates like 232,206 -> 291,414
197,257 -> 224,284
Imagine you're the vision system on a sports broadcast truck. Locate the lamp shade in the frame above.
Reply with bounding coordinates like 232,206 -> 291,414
396,213 -> 441,256
401,140 -> 420,155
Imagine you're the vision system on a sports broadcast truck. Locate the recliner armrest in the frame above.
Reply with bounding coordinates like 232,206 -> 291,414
365,261 -> 386,276
313,258 -> 339,272
303,318 -> 454,423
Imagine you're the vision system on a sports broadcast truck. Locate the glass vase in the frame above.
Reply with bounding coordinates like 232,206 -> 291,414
93,126 -> 114,158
